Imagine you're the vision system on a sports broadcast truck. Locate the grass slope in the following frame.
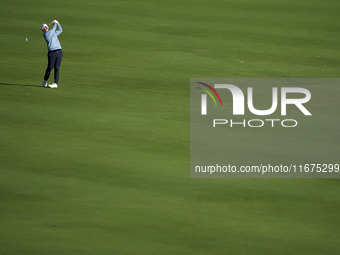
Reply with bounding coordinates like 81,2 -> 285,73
0,0 -> 339,254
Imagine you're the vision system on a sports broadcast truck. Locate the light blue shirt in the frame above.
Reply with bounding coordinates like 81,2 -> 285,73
43,23 -> 62,51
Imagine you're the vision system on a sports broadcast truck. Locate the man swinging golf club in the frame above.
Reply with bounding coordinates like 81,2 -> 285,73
42,20 -> 63,88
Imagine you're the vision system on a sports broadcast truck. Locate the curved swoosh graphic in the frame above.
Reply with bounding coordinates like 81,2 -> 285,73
197,82 -> 223,106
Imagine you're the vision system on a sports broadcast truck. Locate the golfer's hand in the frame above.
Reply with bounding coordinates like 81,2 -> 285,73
51,20 -> 59,24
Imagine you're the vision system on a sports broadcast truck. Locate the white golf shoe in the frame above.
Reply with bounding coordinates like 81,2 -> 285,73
48,83 -> 58,88
43,80 -> 47,87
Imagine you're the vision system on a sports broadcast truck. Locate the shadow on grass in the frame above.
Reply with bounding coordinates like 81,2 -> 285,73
0,82 -> 42,88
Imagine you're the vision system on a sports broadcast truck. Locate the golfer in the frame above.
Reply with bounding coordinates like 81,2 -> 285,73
42,20 -> 63,88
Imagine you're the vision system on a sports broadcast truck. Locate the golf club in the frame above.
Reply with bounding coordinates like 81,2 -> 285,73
25,23 -> 51,41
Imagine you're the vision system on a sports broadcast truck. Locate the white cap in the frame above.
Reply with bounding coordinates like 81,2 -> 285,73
41,24 -> 48,30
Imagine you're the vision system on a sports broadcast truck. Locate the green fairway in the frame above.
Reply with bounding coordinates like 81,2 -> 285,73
1,0 -> 340,254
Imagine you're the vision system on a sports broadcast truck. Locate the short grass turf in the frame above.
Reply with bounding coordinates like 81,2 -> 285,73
1,0 -> 340,254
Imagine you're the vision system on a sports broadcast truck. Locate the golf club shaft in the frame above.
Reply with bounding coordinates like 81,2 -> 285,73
27,29 -> 41,38
26,23 -> 52,39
